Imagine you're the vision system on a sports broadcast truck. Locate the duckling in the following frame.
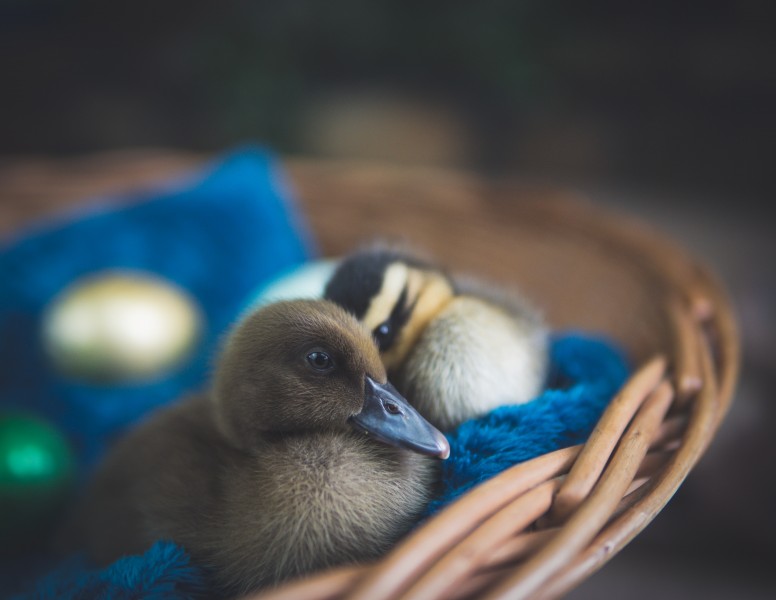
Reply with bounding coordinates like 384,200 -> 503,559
65,299 -> 449,596
324,245 -> 549,431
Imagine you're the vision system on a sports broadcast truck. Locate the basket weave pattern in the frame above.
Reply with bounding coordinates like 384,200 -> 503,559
0,153 -> 739,600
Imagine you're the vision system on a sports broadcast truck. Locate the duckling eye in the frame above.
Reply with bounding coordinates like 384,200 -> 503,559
371,286 -> 411,352
306,351 -> 334,372
373,322 -> 392,351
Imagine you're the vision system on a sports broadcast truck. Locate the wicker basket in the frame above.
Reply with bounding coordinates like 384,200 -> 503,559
0,152 -> 739,600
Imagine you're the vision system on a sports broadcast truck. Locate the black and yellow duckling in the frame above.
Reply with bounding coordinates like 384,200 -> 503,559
65,299 -> 449,596
324,246 -> 549,431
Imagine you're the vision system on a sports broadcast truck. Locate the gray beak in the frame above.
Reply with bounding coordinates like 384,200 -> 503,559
349,376 -> 450,460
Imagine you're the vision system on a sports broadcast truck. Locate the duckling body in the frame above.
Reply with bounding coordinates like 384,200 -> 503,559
66,300 -> 447,595
397,294 -> 548,432
325,247 -> 549,431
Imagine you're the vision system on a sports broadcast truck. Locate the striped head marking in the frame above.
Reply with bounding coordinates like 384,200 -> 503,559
324,250 -> 454,369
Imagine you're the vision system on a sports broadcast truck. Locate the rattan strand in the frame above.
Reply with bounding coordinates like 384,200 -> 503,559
550,357 -> 667,522
343,448 -> 581,600
496,379 -> 673,599
533,311 -> 723,600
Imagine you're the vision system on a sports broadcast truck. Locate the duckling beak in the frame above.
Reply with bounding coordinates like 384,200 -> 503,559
349,377 -> 450,460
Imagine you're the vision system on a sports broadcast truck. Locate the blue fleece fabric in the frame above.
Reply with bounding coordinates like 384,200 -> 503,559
12,542 -> 206,600
9,333 -> 629,600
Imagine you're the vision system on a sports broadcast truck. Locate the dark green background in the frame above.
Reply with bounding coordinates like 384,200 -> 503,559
1,1 -> 773,204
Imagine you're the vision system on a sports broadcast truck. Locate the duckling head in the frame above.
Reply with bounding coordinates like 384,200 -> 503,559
324,248 -> 455,371
212,299 -> 449,459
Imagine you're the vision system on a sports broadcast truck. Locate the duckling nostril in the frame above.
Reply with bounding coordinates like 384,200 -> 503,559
383,400 -> 402,415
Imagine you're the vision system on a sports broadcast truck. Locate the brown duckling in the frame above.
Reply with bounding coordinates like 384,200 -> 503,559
65,299 -> 449,596
324,245 -> 549,431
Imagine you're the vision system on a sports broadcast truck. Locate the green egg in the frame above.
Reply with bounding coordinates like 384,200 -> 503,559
0,412 -> 75,540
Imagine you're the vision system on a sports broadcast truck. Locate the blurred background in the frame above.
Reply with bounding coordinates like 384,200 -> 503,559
1,1 -> 774,597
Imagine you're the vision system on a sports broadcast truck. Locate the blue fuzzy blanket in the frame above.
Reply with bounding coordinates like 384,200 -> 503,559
13,542 -> 207,600
1,147 -> 629,599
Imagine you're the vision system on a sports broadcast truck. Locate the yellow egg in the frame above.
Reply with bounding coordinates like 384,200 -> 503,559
42,272 -> 202,383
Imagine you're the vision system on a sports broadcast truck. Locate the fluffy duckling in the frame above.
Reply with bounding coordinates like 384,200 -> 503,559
324,246 -> 549,431
65,299 -> 449,596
